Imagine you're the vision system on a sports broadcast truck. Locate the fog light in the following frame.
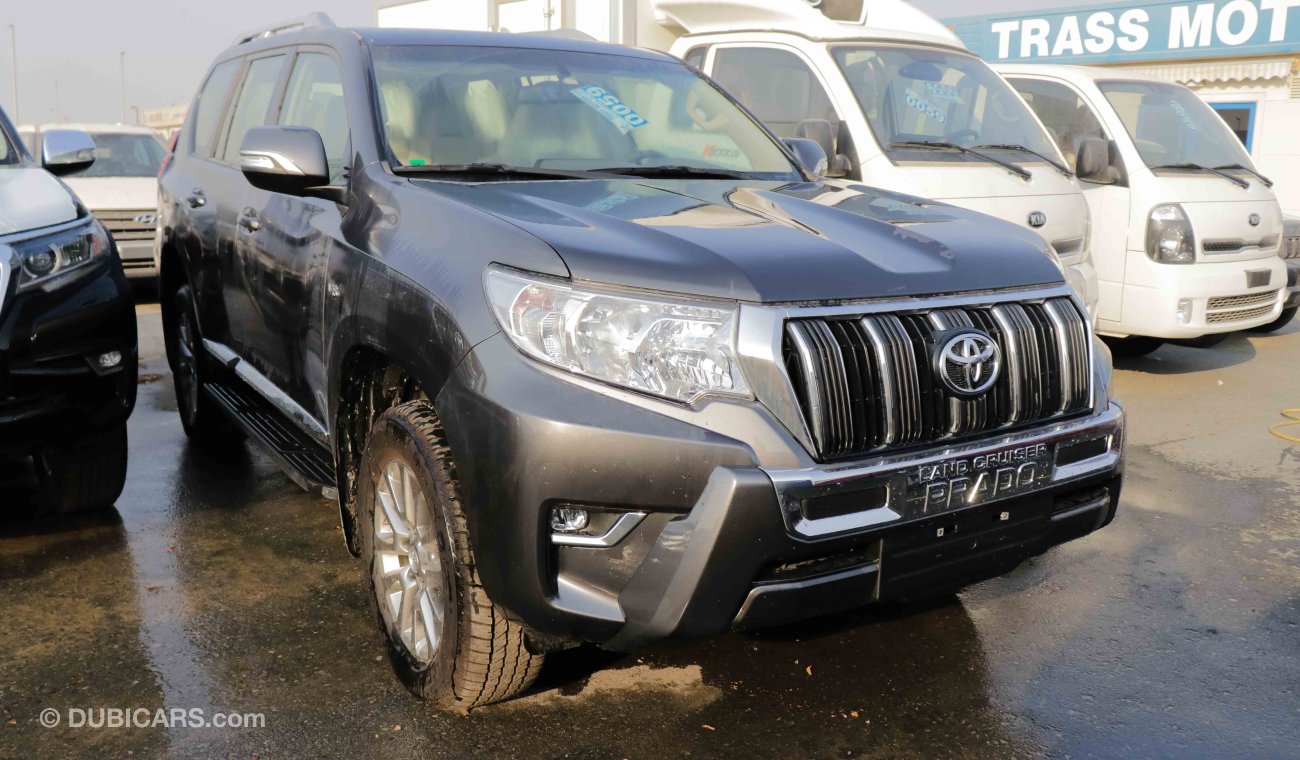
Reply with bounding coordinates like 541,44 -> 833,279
1176,298 -> 1193,324
550,506 -> 589,533
96,350 -> 123,369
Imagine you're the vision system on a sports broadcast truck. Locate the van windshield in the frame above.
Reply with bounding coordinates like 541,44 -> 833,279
1097,80 -> 1252,171
370,45 -> 800,179
833,45 -> 1059,165
77,133 -> 166,178
0,112 -> 17,166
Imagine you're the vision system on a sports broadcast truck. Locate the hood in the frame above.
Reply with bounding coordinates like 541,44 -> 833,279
414,178 -> 1064,303
0,166 -> 80,236
59,176 -> 158,211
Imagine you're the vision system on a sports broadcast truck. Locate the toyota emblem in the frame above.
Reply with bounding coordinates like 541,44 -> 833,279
1248,213 -> 1261,227
935,331 -> 1001,397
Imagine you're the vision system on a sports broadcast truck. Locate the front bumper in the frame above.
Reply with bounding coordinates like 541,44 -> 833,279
436,334 -> 1124,651
1285,261 -> 1300,309
1100,252 -> 1286,338
115,239 -> 157,278
0,255 -> 138,457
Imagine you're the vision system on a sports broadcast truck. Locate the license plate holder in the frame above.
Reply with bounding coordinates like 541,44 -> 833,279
904,443 -> 1053,518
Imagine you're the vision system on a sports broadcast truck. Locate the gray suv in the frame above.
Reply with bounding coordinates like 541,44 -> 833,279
157,15 -> 1124,709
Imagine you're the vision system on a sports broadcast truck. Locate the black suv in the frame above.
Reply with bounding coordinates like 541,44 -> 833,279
158,16 -> 1124,709
1,106 -> 137,514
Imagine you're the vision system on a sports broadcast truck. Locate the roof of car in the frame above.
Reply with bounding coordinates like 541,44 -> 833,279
229,25 -> 674,63
994,64 -> 1174,86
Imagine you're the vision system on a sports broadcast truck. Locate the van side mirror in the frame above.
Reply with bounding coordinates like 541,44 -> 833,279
41,129 -> 96,176
796,119 -> 852,178
783,137 -> 829,180
1076,137 -> 1118,184
239,126 -> 345,202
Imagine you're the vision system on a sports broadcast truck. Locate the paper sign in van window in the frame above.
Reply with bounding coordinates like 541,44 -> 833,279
904,88 -> 948,125
570,85 -> 649,134
925,82 -> 963,104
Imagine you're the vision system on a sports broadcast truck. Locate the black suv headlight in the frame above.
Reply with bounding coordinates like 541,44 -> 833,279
8,218 -> 111,293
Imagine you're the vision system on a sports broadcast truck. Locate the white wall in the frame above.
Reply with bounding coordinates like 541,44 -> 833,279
1197,79 -> 1300,217
378,0 -> 491,29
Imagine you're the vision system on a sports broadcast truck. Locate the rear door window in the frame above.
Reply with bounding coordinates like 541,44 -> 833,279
220,54 -> 287,165
191,59 -> 241,158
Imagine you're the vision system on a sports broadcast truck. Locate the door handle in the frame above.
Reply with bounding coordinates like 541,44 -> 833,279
238,210 -> 261,232
186,189 -> 206,208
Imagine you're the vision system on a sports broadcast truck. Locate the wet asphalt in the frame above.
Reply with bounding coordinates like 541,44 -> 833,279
1,292 -> 1297,759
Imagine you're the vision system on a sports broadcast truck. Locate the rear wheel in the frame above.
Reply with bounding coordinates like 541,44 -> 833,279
358,401 -> 542,710
165,284 -> 244,450
34,423 -> 128,514
1249,306 -> 1297,334
1104,336 -> 1164,358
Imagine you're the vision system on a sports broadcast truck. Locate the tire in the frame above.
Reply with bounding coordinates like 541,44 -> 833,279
358,401 -> 542,710
34,423 -> 128,513
1249,306 -> 1297,334
164,284 -> 245,449
1104,336 -> 1164,358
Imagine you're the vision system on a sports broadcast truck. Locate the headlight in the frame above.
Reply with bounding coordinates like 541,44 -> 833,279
1145,204 -> 1195,264
485,266 -> 750,404
8,218 -> 111,292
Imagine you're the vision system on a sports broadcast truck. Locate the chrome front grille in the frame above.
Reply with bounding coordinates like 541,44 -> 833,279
783,297 -> 1092,461
93,208 -> 157,242
1283,235 -> 1300,260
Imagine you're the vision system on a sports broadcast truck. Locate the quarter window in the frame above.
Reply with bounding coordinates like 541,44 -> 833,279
192,59 -> 240,158
220,54 -> 286,165
1007,77 -> 1106,171
711,47 -> 838,138
279,52 -> 348,182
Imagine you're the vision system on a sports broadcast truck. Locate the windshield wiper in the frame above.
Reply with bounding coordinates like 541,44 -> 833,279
591,164 -> 757,180
1148,162 -> 1249,189
393,162 -> 596,180
889,141 -> 1032,181
973,143 -> 1073,178
1214,163 -> 1273,188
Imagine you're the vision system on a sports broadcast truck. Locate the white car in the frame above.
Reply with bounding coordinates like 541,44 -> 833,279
18,123 -> 167,279
999,66 -> 1289,353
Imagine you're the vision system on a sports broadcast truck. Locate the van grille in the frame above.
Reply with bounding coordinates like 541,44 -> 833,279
1284,235 -> 1300,260
783,297 -> 1092,461
93,209 -> 157,243
1205,291 -> 1278,324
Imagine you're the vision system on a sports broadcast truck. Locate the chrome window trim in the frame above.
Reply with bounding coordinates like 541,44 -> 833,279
737,283 -> 1094,459
0,250 -> 10,317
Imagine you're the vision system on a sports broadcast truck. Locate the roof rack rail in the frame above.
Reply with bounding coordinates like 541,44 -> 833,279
231,12 -> 335,46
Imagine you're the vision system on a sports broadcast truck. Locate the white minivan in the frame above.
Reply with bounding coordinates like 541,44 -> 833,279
659,0 -> 1099,312
999,66 -> 1291,354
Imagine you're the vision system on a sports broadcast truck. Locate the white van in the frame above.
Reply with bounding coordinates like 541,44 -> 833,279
18,123 -> 167,279
998,66 -> 1291,353
658,0 -> 1099,312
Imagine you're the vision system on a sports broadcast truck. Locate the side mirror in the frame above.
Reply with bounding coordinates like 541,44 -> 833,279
783,137 -> 829,180
239,126 -> 339,199
41,129 -> 96,176
796,119 -> 852,177
1076,137 -> 1118,184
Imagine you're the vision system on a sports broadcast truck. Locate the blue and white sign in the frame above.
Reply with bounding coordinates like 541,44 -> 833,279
947,0 -> 1300,64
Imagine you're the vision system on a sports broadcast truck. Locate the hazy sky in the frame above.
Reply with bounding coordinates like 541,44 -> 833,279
0,0 -> 1087,125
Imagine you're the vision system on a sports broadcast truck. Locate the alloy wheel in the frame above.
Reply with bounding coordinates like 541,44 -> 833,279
372,459 -> 447,666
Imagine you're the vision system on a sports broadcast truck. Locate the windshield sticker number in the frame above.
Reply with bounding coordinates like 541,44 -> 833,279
925,82 -> 963,104
1168,101 -> 1198,132
904,89 -> 947,125
570,85 -> 649,134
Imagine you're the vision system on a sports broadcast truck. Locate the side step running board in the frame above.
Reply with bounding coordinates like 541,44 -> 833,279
205,380 -> 338,500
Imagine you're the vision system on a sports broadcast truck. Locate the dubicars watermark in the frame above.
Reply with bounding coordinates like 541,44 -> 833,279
38,707 -> 265,730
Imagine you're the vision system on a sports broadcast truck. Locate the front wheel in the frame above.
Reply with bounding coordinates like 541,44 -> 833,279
34,423 -> 128,514
358,401 -> 543,710
1249,306 -> 1297,334
164,284 -> 244,450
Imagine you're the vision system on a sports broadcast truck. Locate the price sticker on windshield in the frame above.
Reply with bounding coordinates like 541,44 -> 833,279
925,82 -> 963,104
570,85 -> 649,134
904,88 -> 948,124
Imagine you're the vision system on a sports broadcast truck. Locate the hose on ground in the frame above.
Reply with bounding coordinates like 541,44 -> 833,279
1271,409 -> 1300,443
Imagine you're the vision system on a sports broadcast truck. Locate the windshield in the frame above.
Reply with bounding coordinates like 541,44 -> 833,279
76,133 -> 166,178
833,45 -> 1059,164
0,109 -> 18,166
1097,80 -> 1252,170
371,45 -> 800,178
